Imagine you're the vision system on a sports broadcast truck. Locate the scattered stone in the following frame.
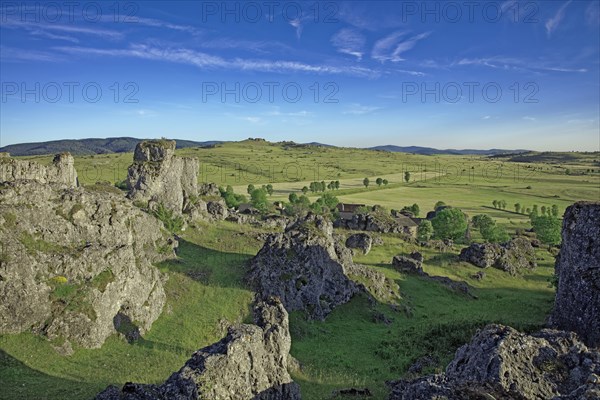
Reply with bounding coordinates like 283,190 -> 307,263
388,324 -> 600,400
372,236 -> 384,246
470,271 -> 486,281
206,200 -> 229,219
391,254 -> 476,298
549,201 -> 600,348
332,387 -> 372,397
371,310 -> 392,325
95,298 -> 301,400
345,233 -> 373,255
459,237 -> 537,275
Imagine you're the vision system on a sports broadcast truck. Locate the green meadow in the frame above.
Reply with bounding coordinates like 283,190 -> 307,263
2,141 -> 598,399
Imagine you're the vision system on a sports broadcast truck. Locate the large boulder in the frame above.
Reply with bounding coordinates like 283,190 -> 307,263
392,253 -> 423,274
127,140 -> 199,215
248,214 -> 360,320
95,298 -> 301,400
248,214 -> 398,319
459,237 -> 537,275
549,202 -> 600,348
0,180 -> 173,348
0,152 -> 78,187
345,233 -> 373,255
388,324 -> 600,399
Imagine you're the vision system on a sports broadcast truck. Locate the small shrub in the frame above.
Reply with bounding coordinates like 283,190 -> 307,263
152,203 -> 184,234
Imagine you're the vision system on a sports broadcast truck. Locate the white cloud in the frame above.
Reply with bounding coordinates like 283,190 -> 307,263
545,0 -> 572,37
343,103 -> 381,115
372,31 -> 430,63
523,116 -> 536,121
482,115 -> 491,120
331,28 -> 366,60
585,2 -> 600,27
53,43 -> 383,78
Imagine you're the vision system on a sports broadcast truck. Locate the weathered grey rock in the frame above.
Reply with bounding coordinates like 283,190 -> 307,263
198,182 -> 220,197
392,254 -> 423,274
388,324 -> 600,400
391,254 -> 476,298
95,298 -> 301,400
345,233 -> 372,255
459,237 -> 537,275
0,152 -> 78,187
0,180 -> 173,348
248,214 -> 360,320
206,200 -> 229,220
549,202 -> 600,348
249,214 -> 398,319
127,140 -> 199,215
334,213 -> 417,237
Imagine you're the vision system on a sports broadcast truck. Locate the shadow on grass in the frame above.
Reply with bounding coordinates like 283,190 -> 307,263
0,350 -> 106,400
157,238 -> 255,289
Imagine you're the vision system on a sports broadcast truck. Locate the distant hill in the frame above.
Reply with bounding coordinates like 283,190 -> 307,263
368,145 -> 529,156
0,137 -> 222,156
490,151 -> 600,165
1,137 -> 530,157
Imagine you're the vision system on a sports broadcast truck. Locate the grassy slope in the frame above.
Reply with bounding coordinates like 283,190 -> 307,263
2,141 -> 597,399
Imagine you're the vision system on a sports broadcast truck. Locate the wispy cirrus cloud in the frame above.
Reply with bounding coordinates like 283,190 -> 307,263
372,31 -> 431,63
53,43 -> 383,78
343,103 -> 381,115
454,56 -> 587,73
585,1 -> 600,27
330,28 -> 366,60
545,0 -> 572,37
0,17 -> 124,40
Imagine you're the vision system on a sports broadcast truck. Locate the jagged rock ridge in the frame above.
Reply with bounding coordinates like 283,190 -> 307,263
388,324 -> 600,400
248,214 -> 399,320
0,154 -> 173,349
127,140 -> 200,216
0,152 -> 78,187
96,298 -> 301,400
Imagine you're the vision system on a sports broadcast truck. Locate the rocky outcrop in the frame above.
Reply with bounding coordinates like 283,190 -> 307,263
248,215 -> 360,320
95,298 -> 301,400
127,140 -> 199,216
549,202 -> 600,348
392,253 -> 476,298
388,324 -> 600,400
392,253 -> 423,274
0,179 -> 173,348
459,237 -> 537,275
0,152 -> 78,187
249,214 -> 398,319
334,213 -> 417,237
345,233 -> 372,255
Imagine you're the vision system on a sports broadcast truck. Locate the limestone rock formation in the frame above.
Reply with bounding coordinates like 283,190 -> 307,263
392,253 -> 423,274
0,152 -> 78,187
0,178 -> 173,348
388,324 -> 600,400
345,233 -> 373,255
459,237 -> 537,275
248,214 -> 360,319
392,253 -> 476,298
95,298 -> 301,400
249,214 -> 398,319
549,202 -> 600,348
127,140 -> 199,215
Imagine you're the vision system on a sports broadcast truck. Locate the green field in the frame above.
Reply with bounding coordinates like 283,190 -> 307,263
1,141 -> 599,400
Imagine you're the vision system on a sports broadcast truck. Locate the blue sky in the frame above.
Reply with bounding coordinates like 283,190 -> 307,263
0,0 -> 599,150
